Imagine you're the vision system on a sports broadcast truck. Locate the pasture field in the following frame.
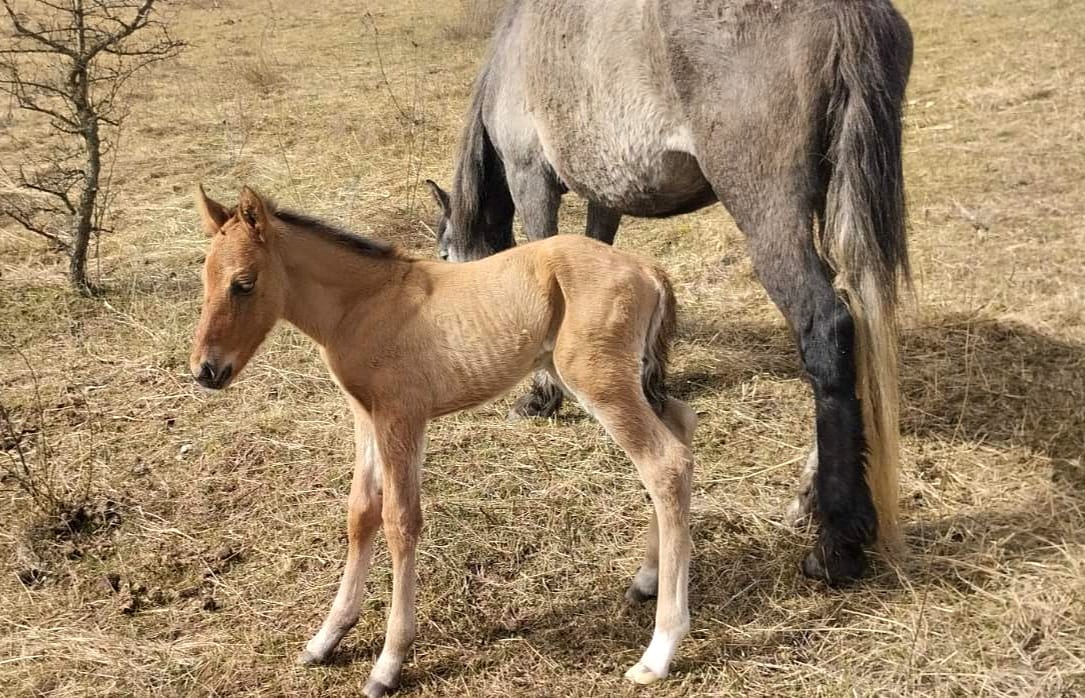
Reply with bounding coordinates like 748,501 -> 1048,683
1,0 -> 1083,695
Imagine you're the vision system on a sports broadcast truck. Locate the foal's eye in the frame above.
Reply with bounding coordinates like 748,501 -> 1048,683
230,278 -> 256,295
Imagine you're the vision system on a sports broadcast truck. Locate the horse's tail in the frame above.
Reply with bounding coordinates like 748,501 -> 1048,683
642,265 -> 678,417
821,4 -> 913,553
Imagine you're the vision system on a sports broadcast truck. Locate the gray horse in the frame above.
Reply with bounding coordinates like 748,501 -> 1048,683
427,0 -> 911,599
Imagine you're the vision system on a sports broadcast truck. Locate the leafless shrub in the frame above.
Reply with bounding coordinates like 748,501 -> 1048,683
0,0 -> 185,293
0,394 -> 65,520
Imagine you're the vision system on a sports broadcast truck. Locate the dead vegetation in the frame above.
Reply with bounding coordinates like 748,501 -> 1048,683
441,0 -> 503,41
0,0 -> 1083,696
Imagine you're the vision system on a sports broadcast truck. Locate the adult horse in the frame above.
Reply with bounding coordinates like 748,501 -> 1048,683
426,0 -> 913,584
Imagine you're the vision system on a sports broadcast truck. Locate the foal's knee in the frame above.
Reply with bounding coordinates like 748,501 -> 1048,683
382,507 -> 422,553
348,491 -> 382,540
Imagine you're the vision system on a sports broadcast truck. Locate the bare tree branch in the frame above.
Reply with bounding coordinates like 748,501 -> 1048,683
0,0 -> 184,292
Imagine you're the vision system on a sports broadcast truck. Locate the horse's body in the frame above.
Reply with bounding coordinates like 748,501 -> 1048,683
428,0 -> 913,584
189,187 -> 697,694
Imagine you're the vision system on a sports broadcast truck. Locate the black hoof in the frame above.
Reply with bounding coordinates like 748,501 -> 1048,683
363,678 -> 397,698
507,388 -> 563,420
624,583 -> 657,605
802,542 -> 867,587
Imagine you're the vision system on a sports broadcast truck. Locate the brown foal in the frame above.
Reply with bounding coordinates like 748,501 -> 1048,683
189,186 -> 697,695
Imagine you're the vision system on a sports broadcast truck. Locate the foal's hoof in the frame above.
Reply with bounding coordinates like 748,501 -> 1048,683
802,544 -> 867,586
363,677 -> 397,698
507,390 -> 562,421
295,649 -> 325,666
624,662 -> 664,685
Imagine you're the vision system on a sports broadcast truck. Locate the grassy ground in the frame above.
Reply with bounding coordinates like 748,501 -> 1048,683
2,0 -> 1083,695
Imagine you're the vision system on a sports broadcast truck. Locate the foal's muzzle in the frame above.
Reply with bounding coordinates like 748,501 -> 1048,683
194,360 -> 233,390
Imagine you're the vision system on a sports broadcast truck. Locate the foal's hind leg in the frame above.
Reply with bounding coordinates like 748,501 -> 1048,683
626,398 -> 697,605
555,356 -> 693,683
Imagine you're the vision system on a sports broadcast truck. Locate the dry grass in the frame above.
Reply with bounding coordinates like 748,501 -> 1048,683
1,0 -> 1084,695
441,0 -> 504,42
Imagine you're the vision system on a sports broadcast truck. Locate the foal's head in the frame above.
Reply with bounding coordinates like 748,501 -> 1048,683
190,186 -> 287,390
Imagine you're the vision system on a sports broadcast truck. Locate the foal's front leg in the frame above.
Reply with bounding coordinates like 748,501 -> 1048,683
364,414 -> 426,698
300,409 -> 383,664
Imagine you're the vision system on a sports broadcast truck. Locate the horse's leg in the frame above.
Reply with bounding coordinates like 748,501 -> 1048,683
715,174 -> 874,582
364,414 -> 425,698
625,397 -> 697,604
553,353 -> 693,684
299,407 -> 382,665
762,236 -> 874,584
585,202 -> 622,244
507,372 -> 565,421
506,166 -> 567,419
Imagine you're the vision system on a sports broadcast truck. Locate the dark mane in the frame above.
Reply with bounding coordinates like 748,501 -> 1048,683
273,207 -> 401,259
449,64 -> 515,256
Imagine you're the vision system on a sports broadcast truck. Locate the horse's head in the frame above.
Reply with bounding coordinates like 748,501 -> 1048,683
424,179 -> 455,261
424,179 -> 513,262
190,185 -> 287,390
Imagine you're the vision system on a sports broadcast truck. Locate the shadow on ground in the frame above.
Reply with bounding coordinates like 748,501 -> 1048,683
390,313 -> 1085,690
673,313 -> 1085,465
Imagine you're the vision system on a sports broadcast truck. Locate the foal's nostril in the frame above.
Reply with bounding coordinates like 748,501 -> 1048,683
197,361 -> 217,384
195,361 -> 232,389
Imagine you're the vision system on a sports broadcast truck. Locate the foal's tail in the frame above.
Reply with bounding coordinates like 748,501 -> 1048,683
642,266 -> 678,416
822,4 -> 913,553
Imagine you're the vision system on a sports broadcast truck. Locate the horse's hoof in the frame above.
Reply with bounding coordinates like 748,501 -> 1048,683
624,581 -> 658,605
363,677 -> 397,698
802,545 -> 867,586
506,392 -> 561,421
296,649 -> 324,666
624,662 -> 664,685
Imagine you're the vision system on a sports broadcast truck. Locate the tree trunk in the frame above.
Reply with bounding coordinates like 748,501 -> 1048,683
67,0 -> 97,294
70,117 -> 99,294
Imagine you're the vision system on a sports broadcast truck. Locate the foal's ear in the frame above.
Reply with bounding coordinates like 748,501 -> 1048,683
424,179 -> 450,217
237,186 -> 271,242
195,184 -> 231,236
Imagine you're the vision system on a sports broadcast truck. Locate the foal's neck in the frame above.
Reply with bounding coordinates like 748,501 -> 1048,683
277,222 -> 412,346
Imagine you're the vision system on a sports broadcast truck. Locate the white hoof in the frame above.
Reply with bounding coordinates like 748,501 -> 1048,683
624,661 -> 664,685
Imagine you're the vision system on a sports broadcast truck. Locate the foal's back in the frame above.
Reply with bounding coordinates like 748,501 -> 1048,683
369,235 -> 666,417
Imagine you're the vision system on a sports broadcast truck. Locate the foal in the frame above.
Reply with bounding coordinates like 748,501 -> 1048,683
189,186 -> 697,695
